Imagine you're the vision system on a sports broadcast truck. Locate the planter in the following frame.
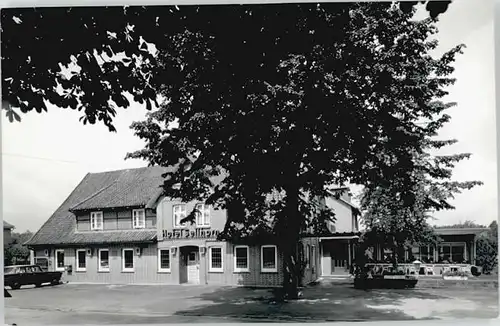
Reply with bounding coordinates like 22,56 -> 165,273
443,276 -> 468,281
354,275 -> 418,289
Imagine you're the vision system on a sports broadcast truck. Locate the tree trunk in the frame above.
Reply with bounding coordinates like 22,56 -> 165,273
280,183 -> 302,300
392,239 -> 399,269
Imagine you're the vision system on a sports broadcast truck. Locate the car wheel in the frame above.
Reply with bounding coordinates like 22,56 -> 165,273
11,283 -> 21,290
51,279 -> 60,286
35,283 -> 42,288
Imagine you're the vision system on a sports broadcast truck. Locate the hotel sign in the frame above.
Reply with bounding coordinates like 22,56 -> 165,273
162,228 -> 221,239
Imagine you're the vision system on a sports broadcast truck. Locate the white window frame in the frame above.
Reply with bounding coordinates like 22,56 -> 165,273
438,242 -> 467,263
209,246 -> 224,272
233,245 -> 250,273
195,203 -> 211,228
132,209 -> 146,229
55,249 -> 65,271
90,211 -> 103,231
261,245 -> 278,273
76,249 -> 87,272
122,248 -> 135,272
173,204 -> 187,228
158,249 -> 171,273
98,248 -> 110,272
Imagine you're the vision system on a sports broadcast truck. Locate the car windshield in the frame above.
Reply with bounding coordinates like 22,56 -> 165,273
4,267 -> 17,275
32,266 -> 42,272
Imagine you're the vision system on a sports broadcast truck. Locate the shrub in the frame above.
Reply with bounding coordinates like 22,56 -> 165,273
470,265 -> 482,277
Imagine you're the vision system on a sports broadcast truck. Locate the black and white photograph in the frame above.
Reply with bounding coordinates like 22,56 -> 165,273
1,0 -> 498,324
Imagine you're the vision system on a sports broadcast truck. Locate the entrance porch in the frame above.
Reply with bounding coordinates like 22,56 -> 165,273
320,235 -> 359,276
179,245 -> 201,284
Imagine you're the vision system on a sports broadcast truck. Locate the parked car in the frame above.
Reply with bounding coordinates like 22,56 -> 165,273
4,264 -> 62,290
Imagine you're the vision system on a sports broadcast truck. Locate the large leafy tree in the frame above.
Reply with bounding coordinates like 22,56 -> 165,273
125,3 -> 465,297
2,2 -> 460,298
359,150 -> 482,267
1,1 -> 453,128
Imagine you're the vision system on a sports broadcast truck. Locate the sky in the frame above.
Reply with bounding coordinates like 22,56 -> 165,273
1,0 -> 497,233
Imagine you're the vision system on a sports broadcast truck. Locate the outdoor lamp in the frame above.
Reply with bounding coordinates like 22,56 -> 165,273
413,260 -> 422,273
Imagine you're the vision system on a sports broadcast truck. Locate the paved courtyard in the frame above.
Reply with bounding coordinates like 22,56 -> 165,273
4,280 -> 499,324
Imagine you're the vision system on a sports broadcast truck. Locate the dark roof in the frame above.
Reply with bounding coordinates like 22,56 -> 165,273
302,231 -> 362,239
58,230 -> 157,245
70,166 -> 168,211
434,228 -> 487,236
25,166 -> 168,246
3,221 -> 14,230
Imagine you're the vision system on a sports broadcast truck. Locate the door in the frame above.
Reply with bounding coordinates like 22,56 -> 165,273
187,251 -> 200,284
321,244 -> 332,276
331,242 -> 349,275
19,266 -> 32,285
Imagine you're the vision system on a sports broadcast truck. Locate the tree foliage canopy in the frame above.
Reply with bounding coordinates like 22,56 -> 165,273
2,1 -> 452,129
4,231 -> 33,265
434,220 -> 487,229
360,148 -> 483,265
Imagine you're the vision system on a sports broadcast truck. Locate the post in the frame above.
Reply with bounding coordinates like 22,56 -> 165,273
472,239 -> 477,265
319,240 -> 323,276
348,240 -> 352,273
157,200 -> 164,241
352,241 -> 356,260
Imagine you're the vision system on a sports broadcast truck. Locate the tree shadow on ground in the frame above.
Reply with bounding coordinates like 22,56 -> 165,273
172,282 -> 446,322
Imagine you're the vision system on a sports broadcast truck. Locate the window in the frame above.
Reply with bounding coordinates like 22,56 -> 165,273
261,245 -> 278,273
195,204 -> 211,227
438,243 -> 466,263
158,249 -> 171,272
98,249 -> 110,272
55,249 -> 65,271
76,249 -> 86,272
437,244 -> 463,263
173,204 -> 187,227
452,245 -> 465,263
132,209 -> 146,229
234,245 -> 249,272
122,249 -> 135,272
411,246 -> 420,260
34,257 -> 49,272
90,211 -> 103,230
443,246 -> 451,261
417,246 -> 435,263
209,247 -> 223,272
